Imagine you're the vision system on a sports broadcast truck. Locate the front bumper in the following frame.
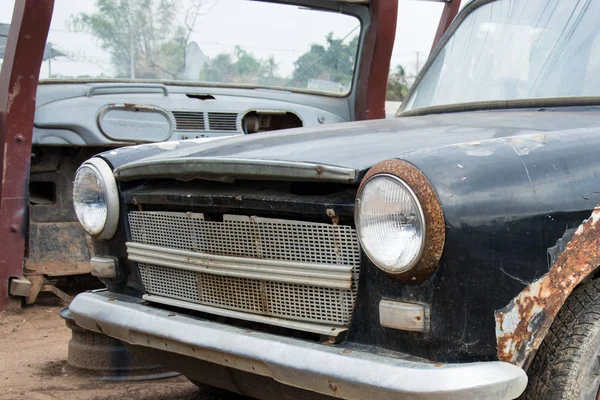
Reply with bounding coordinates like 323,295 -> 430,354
69,291 -> 527,400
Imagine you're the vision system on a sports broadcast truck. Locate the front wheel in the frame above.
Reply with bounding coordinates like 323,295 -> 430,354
523,279 -> 600,400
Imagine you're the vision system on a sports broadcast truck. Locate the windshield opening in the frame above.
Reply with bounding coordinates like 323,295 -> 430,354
2,0 -> 361,96
403,0 -> 600,112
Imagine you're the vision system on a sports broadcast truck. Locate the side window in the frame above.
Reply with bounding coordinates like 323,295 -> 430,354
386,0 -> 445,116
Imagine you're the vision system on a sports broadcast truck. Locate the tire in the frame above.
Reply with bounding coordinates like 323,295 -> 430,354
523,279 -> 600,400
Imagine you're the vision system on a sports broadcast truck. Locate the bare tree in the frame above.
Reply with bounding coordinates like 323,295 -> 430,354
71,0 -> 203,79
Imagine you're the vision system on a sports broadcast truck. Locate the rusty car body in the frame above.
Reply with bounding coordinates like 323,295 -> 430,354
1,0 -> 414,307
66,0 -> 600,398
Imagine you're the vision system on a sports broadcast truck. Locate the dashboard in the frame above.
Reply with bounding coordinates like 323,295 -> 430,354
33,82 -> 353,146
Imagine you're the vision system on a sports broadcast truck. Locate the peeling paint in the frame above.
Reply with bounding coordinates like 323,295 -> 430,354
6,75 -> 22,114
2,143 -> 7,188
461,133 -> 549,158
154,141 -> 180,150
495,206 -> 600,369
464,147 -> 496,157
506,133 -> 547,156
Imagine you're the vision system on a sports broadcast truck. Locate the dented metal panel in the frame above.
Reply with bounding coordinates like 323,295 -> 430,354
114,157 -> 359,183
126,242 -> 354,290
495,207 -> 600,369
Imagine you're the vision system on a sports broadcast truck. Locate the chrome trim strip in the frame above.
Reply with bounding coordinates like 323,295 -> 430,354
143,294 -> 347,336
126,242 -> 353,290
70,292 -> 528,400
356,173 -> 427,274
114,157 -> 358,183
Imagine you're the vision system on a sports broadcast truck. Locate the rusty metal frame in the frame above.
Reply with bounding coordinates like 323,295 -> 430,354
355,0 -> 460,120
431,0 -> 462,52
495,207 -> 600,369
0,0 -> 55,311
354,0 -> 398,120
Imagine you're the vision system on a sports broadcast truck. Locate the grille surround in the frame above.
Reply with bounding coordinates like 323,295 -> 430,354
128,211 -> 361,326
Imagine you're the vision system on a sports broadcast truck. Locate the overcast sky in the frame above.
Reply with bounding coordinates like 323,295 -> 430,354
0,0 -> 452,79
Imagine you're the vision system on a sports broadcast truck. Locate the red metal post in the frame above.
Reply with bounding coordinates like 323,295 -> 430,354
431,0 -> 461,52
0,0 -> 55,310
354,0 -> 398,121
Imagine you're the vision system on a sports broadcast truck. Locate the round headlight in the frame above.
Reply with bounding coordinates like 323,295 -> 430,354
356,174 -> 426,274
73,158 -> 119,239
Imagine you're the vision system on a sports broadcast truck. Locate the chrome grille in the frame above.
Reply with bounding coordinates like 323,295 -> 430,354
207,112 -> 238,131
172,111 -> 206,131
128,211 -> 360,326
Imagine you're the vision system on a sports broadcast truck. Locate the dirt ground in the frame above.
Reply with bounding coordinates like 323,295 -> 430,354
0,294 -> 227,400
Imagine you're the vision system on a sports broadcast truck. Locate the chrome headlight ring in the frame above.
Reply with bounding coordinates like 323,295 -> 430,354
356,174 -> 426,274
73,157 -> 119,240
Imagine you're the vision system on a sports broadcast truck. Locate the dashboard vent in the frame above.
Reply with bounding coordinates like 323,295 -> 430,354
172,111 -> 206,131
208,112 -> 238,131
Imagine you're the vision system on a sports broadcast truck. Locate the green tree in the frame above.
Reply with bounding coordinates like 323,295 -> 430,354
70,0 -> 202,79
290,33 -> 359,91
199,47 -> 282,86
386,64 -> 410,101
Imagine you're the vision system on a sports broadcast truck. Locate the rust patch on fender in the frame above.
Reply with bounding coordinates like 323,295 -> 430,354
358,159 -> 446,284
495,206 -> 600,368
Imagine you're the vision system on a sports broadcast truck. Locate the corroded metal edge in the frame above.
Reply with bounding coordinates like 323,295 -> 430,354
358,159 -> 446,284
495,206 -> 600,369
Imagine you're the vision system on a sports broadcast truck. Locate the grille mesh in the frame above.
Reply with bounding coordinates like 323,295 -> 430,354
129,211 -> 360,325
207,112 -> 238,131
172,111 -> 206,131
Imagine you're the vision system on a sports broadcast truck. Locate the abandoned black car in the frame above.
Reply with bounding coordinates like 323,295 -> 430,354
68,0 -> 600,399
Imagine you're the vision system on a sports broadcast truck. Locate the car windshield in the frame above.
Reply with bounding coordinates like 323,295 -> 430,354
1,0 -> 360,96
403,0 -> 600,111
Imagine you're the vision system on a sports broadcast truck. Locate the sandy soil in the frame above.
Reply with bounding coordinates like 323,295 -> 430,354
0,294 -> 225,400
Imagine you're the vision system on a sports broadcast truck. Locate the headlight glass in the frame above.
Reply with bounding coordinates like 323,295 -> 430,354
73,166 -> 108,236
356,174 -> 426,274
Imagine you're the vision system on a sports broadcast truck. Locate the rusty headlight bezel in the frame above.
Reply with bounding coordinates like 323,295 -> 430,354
355,159 -> 446,284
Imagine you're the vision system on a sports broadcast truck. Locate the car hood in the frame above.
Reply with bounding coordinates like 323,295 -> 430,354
104,109 -> 600,183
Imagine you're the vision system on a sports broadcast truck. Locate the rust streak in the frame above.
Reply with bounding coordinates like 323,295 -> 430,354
6,75 -> 22,114
2,143 -> 7,188
495,206 -> 600,368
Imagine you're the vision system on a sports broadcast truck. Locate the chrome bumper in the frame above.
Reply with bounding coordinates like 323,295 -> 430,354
69,291 -> 527,400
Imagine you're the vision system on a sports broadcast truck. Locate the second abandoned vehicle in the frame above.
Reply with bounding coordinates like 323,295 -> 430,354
68,0 -> 600,399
